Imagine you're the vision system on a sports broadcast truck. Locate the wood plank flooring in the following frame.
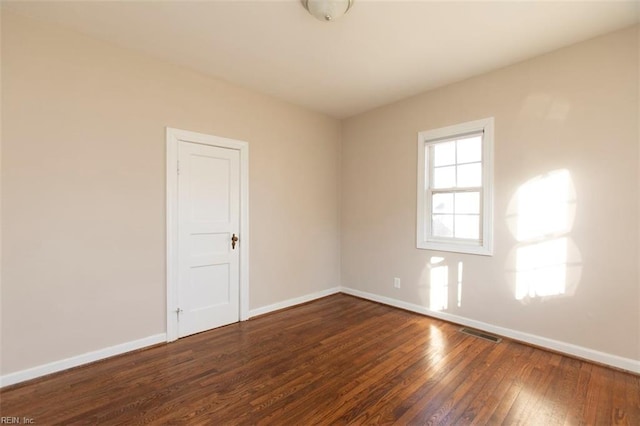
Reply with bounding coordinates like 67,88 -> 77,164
1,294 -> 638,425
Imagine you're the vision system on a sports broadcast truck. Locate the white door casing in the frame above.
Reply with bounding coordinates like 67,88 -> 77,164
166,128 -> 249,341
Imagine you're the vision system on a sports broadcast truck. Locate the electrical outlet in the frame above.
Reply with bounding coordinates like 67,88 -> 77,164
393,277 -> 401,289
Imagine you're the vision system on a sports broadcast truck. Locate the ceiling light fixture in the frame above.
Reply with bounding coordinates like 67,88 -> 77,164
303,0 -> 354,22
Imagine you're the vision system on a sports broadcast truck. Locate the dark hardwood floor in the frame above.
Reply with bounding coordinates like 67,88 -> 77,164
1,294 -> 638,425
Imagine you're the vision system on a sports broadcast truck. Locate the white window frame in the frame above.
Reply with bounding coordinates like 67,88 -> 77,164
417,117 -> 494,255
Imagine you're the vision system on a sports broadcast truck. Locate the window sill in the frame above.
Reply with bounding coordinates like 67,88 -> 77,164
417,240 -> 493,256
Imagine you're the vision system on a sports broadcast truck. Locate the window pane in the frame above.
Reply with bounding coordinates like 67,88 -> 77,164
433,141 -> 455,167
432,214 -> 454,238
433,166 -> 456,188
457,163 -> 481,187
454,215 -> 480,240
432,193 -> 453,214
455,192 -> 480,214
456,136 -> 482,164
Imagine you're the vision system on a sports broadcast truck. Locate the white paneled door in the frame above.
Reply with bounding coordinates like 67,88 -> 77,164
177,141 -> 240,338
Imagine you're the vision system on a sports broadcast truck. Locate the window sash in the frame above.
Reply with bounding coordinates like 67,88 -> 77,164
426,188 -> 484,243
425,133 -> 484,243
427,132 -> 484,187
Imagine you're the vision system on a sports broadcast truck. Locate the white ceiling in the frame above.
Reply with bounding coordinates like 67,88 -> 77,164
3,1 -> 639,118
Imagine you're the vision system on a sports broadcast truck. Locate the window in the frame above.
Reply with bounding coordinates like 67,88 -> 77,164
417,118 -> 494,255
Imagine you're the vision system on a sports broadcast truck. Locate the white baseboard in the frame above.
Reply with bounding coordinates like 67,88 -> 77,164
0,333 -> 166,388
1,287 -> 341,389
4,287 -> 637,388
249,286 -> 341,318
340,286 -> 640,374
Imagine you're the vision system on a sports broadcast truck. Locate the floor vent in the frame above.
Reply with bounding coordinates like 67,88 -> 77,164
460,327 -> 502,343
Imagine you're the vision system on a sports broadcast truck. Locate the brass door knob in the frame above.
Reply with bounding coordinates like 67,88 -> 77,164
231,233 -> 239,249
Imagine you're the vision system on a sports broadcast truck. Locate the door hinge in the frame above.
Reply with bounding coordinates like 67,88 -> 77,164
177,161 -> 180,175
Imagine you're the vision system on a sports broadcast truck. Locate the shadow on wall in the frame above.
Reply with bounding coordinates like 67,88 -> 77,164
505,169 -> 583,303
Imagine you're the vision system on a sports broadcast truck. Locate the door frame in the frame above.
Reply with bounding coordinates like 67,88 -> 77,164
166,127 -> 249,342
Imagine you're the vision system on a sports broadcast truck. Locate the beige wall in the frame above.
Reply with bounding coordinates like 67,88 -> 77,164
0,12 -> 341,375
341,26 -> 639,360
2,10 -> 638,378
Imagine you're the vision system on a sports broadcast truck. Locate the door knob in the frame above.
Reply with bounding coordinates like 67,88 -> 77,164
231,233 -> 239,249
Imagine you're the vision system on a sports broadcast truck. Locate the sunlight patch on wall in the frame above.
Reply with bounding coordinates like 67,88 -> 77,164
420,257 -> 464,311
430,263 -> 449,311
516,238 -> 567,299
506,169 -> 582,302
515,170 -> 574,241
517,93 -> 571,123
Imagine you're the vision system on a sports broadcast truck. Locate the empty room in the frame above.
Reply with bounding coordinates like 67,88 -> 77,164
1,0 -> 639,424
